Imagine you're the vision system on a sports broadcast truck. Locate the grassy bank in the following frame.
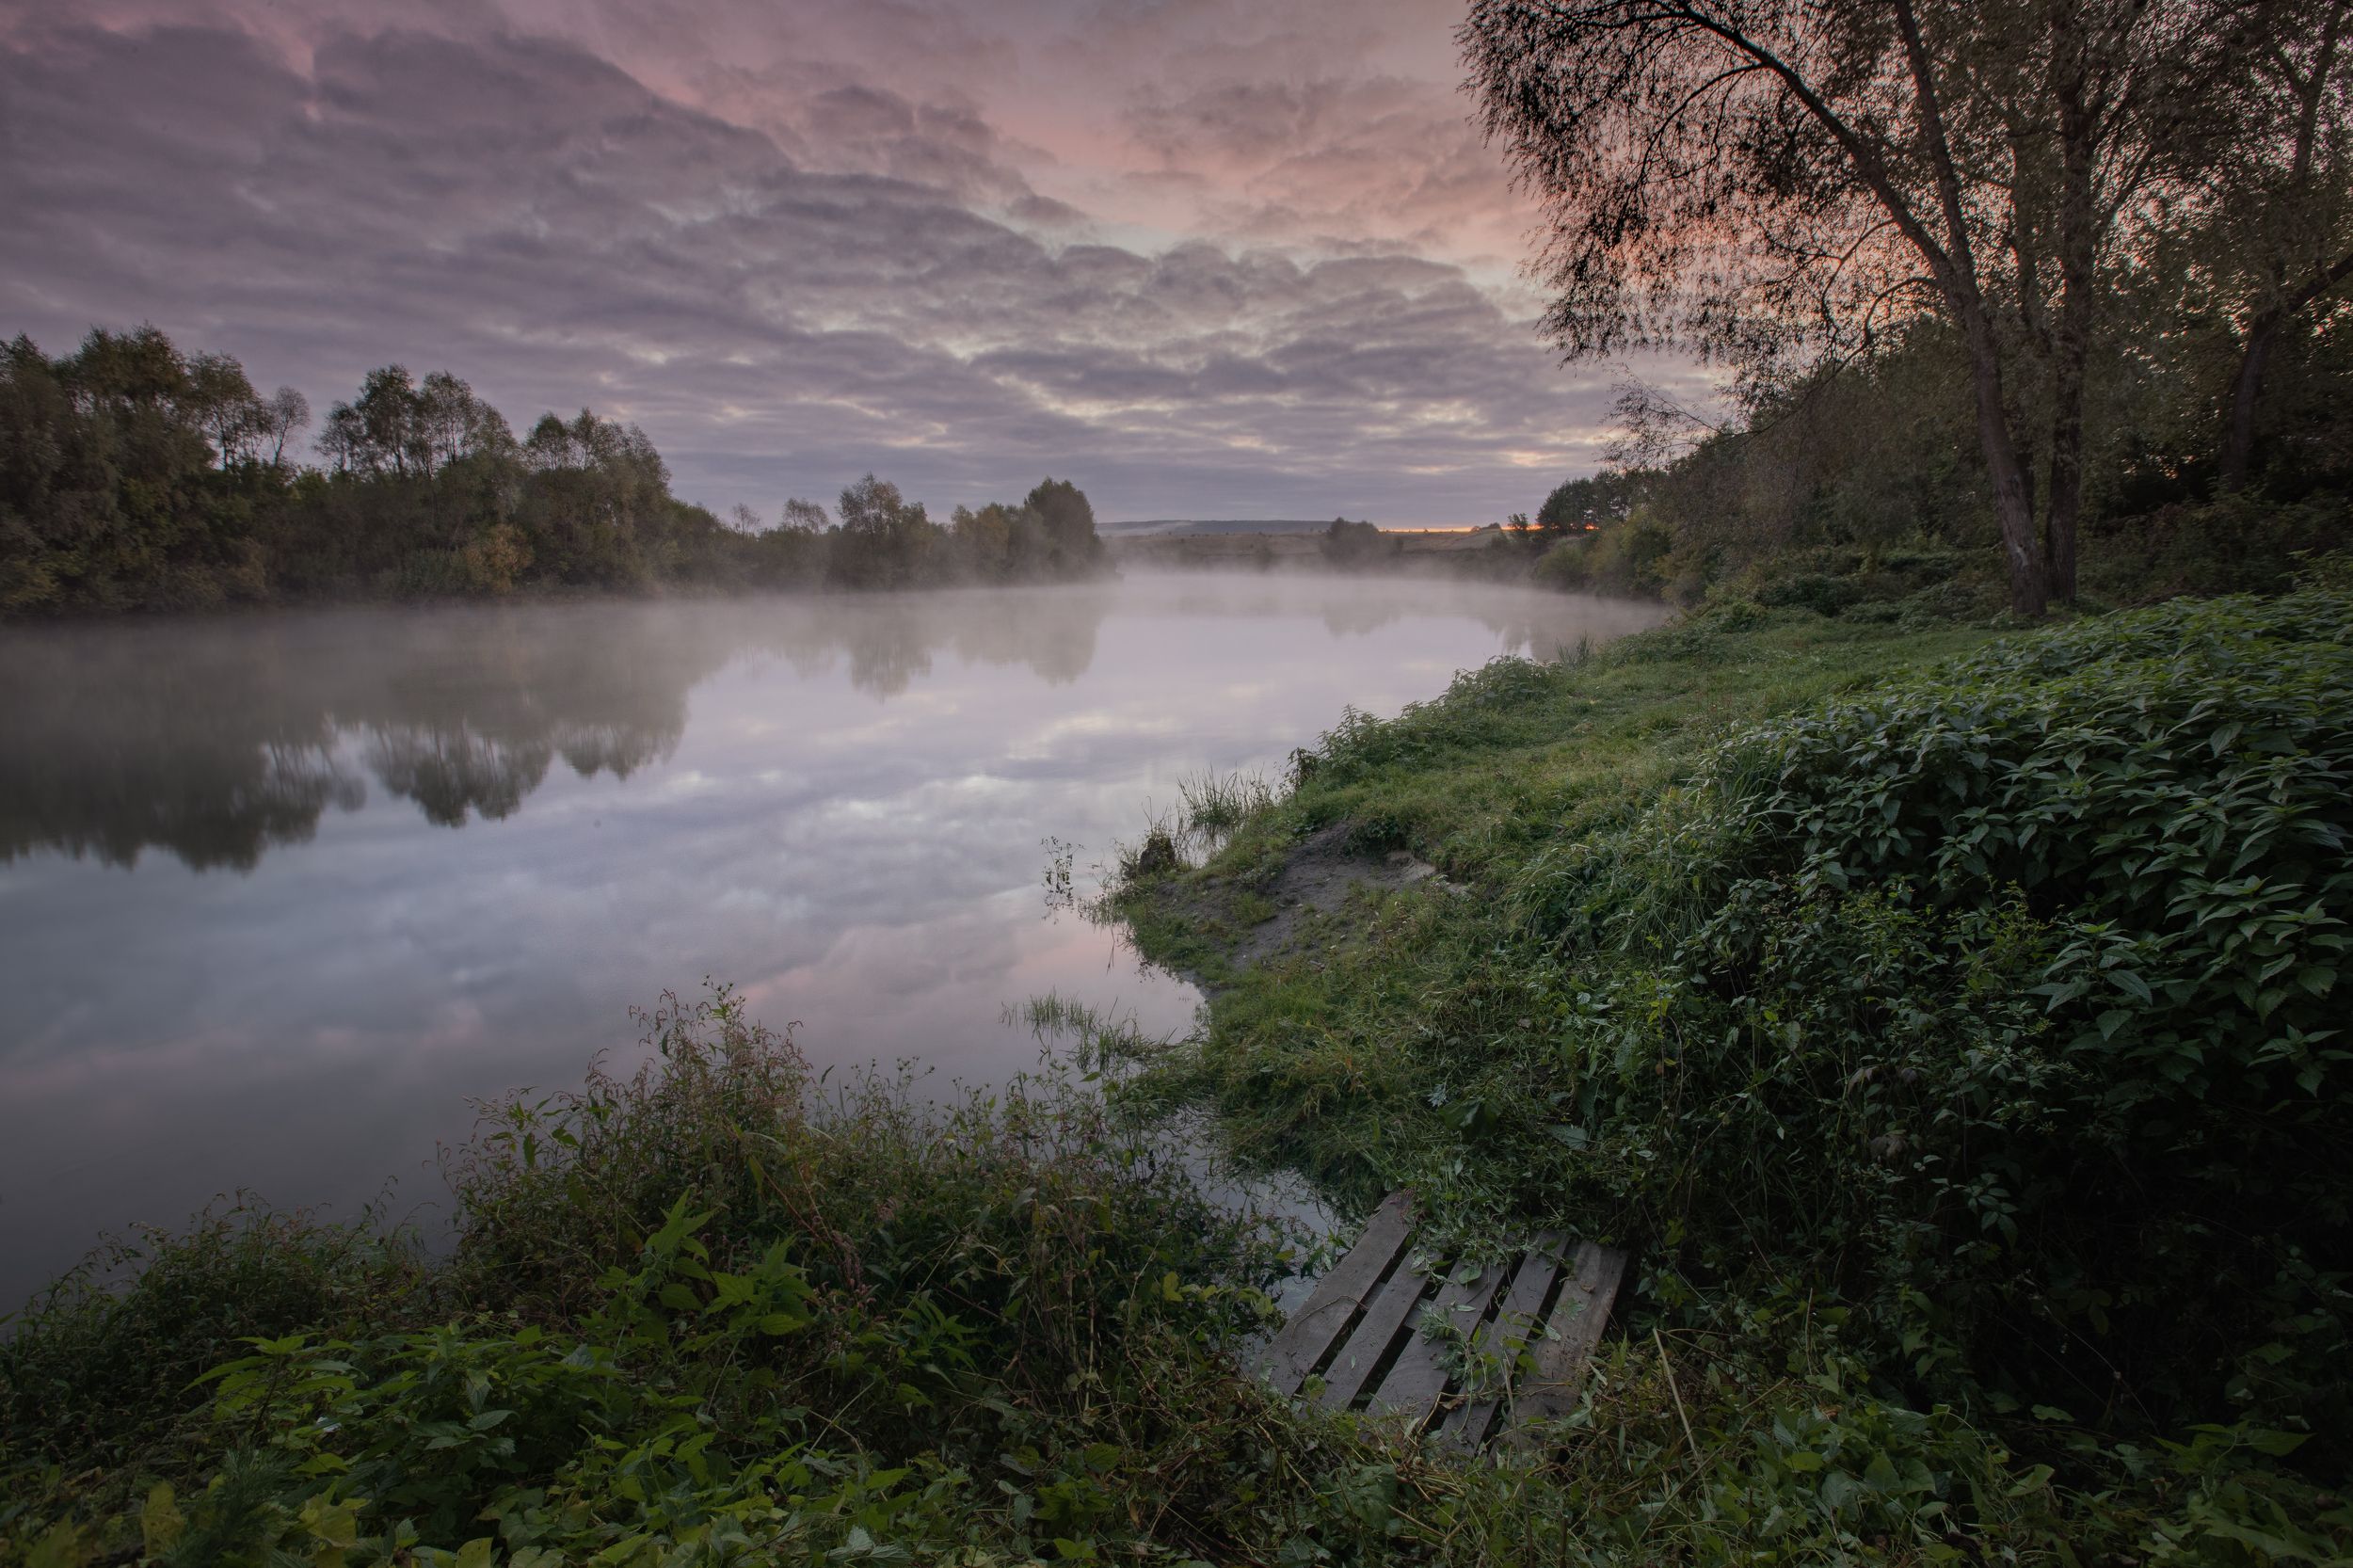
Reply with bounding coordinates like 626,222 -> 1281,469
8,586 -> 2350,1565
1107,581 -> 2353,1561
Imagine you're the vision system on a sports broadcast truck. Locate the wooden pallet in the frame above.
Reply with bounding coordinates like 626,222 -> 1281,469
1256,1192 -> 1625,1448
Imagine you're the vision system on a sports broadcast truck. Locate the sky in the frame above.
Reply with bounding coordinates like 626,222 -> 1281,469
0,0 -> 1678,524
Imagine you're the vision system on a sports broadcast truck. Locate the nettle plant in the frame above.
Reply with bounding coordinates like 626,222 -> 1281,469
1521,589 -> 2352,1439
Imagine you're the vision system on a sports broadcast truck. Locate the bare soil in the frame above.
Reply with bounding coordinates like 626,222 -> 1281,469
1225,824 -> 1453,966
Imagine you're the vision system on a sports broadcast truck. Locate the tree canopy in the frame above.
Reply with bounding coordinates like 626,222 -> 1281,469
1465,0 -> 2350,615
0,326 -> 1109,616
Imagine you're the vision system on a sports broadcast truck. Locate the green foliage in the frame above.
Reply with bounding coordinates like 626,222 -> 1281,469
0,327 -> 1110,616
1531,517 -> 1684,600
1320,517 -> 1395,568
1023,477 -> 1107,577
1,989 -> 1310,1565
1514,299 -> 2353,614
2078,491 -> 2352,606
0,328 -> 278,614
1536,470 -> 1645,537
1523,592 -> 2353,1430
1114,590 -> 2353,1560
2,1207 -> 423,1476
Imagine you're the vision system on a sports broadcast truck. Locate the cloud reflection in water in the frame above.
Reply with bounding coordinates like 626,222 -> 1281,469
0,574 -> 1666,1305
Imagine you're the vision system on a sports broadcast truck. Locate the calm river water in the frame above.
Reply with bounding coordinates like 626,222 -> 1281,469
0,573 -> 1664,1307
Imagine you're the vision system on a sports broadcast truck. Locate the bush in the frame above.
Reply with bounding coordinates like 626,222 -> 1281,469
2079,490 -> 2351,605
1519,589 -> 2353,1443
1753,570 -> 1860,616
3,990 -> 1296,1565
1531,518 -> 1685,599
1530,536 -> 1593,591
1,1206 -> 423,1476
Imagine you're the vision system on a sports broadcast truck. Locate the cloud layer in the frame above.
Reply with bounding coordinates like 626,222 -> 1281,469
0,1 -> 1626,522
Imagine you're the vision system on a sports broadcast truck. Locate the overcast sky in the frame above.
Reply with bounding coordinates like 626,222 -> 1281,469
0,0 -> 1683,524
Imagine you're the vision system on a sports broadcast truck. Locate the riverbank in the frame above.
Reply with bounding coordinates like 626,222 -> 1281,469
2,327 -> 1121,619
1104,578 -> 2353,1561
7,581 -> 2348,1565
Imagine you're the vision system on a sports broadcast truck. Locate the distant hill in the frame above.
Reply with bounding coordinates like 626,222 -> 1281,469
1102,519 -> 1358,537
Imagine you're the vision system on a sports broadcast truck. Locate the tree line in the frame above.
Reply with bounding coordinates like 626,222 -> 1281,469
1468,0 -> 2352,616
0,326 -> 1106,616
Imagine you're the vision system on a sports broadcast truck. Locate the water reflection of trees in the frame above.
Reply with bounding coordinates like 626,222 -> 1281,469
760,587 -> 1105,698
0,589 -> 1117,870
0,626 -> 364,871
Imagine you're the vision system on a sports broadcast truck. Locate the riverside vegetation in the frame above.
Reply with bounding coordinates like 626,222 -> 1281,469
0,327 -> 1106,616
8,569 -> 2350,1565
1105,571 -> 2353,1562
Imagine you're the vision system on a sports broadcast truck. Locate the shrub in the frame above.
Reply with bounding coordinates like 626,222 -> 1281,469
1,1205 -> 423,1478
1753,570 -> 1860,616
3,990 -> 1295,1565
1531,519 -> 1683,599
1519,589 -> 2353,1443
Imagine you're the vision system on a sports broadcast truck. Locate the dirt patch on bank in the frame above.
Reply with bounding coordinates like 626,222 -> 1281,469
1226,824 -> 1463,969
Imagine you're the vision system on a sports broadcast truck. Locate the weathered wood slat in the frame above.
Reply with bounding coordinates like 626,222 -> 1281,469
1252,1191 -> 1625,1449
1434,1231 -> 1567,1450
1498,1240 -> 1626,1441
1314,1247 -> 1432,1409
1258,1191 -> 1416,1395
1367,1253 -> 1513,1421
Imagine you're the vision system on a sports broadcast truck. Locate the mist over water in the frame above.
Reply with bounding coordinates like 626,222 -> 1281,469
0,574 -> 1666,1307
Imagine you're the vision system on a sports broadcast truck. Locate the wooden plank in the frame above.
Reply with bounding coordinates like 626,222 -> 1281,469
1256,1197 -> 1626,1451
1366,1252 -> 1513,1422
1498,1240 -> 1626,1442
1433,1232 -> 1567,1450
1257,1192 -> 1415,1395
1314,1246 -> 1433,1410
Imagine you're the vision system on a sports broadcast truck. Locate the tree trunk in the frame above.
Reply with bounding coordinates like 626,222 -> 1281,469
2219,248 -> 2353,492
2224,7 -> 2353,490
2045,441 -> 2079,603
2042,91 -> 2099,602
1891,0 -> 2047,616
2045,303 -> 2087,606
2041,40 -> 2096,607
1962,302 -> 2050,618
2218,309 -> 2282,492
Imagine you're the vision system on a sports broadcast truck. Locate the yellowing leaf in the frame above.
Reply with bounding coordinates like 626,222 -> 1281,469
26,1521 -> 89,1568
140,1481 -> 185,1553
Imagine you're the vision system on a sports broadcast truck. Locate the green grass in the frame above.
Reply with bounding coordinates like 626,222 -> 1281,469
1117,607 -> 1995,995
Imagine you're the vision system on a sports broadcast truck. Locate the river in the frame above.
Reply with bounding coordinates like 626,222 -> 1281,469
0,572 -> 1665,1307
